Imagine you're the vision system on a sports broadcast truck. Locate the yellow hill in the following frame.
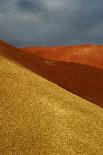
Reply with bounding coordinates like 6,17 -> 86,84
0,41 -> 103,154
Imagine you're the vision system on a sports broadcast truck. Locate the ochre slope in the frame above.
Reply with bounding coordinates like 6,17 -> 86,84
0,40 -> 103,155
21,44 -> 103,69
20,44 -> 103,107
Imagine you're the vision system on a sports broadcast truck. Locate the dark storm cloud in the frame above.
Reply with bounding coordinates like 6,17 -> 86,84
0,0 -> 103,47
17,0 -> 44,14
17,0 -> 36,13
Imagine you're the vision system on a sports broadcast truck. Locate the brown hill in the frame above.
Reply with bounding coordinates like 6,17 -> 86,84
21,44 -> 103,69
20,44 -> 103,107
1,40 -> 103,155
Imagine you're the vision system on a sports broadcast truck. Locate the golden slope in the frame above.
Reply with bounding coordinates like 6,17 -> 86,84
0,43 -> 103,154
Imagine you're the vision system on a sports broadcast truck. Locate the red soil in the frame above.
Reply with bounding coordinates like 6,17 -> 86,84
0,40 -> 103,108
21,44 -> 103,69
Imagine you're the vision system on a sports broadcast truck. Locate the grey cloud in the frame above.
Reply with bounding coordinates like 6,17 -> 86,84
17,0 -> 42,13
0,0 -> 103,47
16,0 -> 55,22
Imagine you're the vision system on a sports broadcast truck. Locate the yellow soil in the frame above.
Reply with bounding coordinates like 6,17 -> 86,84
0,54 -> 103,155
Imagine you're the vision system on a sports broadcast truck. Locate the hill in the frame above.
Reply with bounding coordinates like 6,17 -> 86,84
20,44 -> 103,107
0,40 -> 103,154
21,44 -> 103,69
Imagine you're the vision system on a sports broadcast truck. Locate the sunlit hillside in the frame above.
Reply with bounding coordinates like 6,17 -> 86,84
0,41 -> 103,154
21,44 -> 103,69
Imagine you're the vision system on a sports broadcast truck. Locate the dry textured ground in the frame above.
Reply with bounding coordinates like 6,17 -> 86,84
21,45 -> 103,107
0,40 -> 103,155
21,44 -> 103,69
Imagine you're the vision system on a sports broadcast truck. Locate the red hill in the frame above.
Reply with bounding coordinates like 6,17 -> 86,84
21,44 -> 103,69
20,44 -> 103,107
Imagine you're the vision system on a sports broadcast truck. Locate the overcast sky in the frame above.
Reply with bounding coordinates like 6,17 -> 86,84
0,0 -> 103,47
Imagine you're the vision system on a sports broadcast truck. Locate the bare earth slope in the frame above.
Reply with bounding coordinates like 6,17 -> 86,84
0,40 -> 103,154
20,45 -> 103,107
21,44 -> 103,69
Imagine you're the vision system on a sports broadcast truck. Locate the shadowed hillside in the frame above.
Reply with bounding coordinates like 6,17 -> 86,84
20,44 -> 103,107
0,40 -> 103,155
